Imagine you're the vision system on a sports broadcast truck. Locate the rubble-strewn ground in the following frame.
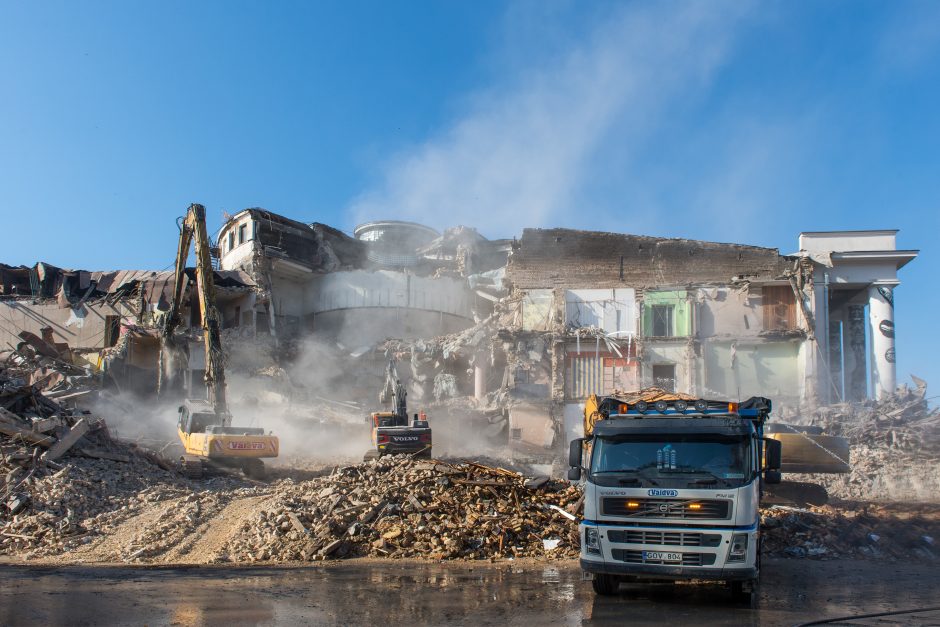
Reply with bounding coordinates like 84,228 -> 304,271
3,359 -> 939,567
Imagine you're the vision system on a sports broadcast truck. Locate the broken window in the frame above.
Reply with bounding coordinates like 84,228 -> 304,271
652,364 -> 676,392
238,224 -> 247,244
227,231 -> 235,252
103,315 -> 121,348
651,305 -> 674,337
762,286 -> 796,331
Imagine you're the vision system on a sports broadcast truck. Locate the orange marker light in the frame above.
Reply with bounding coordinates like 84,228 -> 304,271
728,402 -> 739,413
627,501 -> 640,508
689,503 -> 702,510
619,404 -> 628,414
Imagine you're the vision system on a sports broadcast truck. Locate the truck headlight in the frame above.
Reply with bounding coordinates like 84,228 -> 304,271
727,533 -> 748,562
584,527 -> 601,555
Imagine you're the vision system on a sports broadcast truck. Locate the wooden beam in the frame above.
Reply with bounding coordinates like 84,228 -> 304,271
41,418 -> 89,462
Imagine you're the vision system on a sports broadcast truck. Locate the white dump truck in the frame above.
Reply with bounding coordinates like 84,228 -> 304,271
568,389 -> 783,605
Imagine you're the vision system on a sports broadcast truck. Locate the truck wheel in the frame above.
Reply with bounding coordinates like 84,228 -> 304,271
730,580 -> 758,608
592,574 -> 619,596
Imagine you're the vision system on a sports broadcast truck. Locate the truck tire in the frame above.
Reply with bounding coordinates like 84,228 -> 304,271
592,574 -> 619,596
730,579 -> 758,608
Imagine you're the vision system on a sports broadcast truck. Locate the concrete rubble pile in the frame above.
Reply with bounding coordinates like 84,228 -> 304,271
0,368 -> 180,557
813,376 -> 939,453
1,336 -> 98,404
761,502 -> 939,561
795,376 -> 940,501
224,455 -> 582,562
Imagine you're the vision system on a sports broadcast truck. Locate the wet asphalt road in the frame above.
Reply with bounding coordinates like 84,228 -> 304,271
0,559 -> 938,626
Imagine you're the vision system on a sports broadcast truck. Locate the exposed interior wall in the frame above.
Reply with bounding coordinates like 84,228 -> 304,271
508,403 -> 555,449
696,287 -> 763,338
563,402 -> 585,444
639,342 -> 692,391
704,341 -> 800,403
565,288 -> 636,335
0,300 -> 137,351
521,289 -> 553,332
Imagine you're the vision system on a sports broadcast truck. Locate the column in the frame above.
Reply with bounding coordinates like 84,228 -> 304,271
827,313 -> 843,403
868,285 -> 896,400
474,353 -> 488,401
844,305 -> 867,402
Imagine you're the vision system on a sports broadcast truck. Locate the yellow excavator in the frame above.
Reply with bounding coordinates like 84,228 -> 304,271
161,203 -> 278,479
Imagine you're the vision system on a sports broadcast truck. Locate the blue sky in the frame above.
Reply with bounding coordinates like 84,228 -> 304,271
1,1 -> 938,392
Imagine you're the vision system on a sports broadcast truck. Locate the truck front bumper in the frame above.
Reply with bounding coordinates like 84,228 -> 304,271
580,521 -> 759,582
580,558 -> 756,581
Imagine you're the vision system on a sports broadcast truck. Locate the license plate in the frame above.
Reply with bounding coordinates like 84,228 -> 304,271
643,551 -> 682,562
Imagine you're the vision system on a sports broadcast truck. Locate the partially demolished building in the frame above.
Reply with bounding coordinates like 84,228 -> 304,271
0,210 -> 917,457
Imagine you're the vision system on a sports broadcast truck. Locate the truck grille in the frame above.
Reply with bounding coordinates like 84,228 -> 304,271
606,530 -> 722,547
601,498 -> 731,520
611,549 -> 717,566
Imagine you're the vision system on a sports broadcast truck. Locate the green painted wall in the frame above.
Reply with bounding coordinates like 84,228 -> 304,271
642,290 -> 691,337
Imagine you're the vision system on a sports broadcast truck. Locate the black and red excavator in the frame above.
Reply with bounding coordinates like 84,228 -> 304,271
364,359 -> 432,460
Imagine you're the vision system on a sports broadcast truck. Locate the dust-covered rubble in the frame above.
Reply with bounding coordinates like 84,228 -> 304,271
789,377 -> 940,501
223,455 -> 582,562
0,365 -> 184,558
761,502 -> 939,561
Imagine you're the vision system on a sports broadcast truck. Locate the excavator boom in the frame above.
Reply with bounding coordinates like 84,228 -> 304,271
161,203 -> 278,479
161,203 -> 227,419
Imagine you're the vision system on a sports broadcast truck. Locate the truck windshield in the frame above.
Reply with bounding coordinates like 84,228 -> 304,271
590,435 -> 750,487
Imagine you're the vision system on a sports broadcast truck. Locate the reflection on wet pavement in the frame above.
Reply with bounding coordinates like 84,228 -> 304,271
0,559 -> 937,626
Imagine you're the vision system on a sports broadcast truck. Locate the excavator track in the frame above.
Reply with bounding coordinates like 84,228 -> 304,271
241,459 -> 267,480
180,456 -> 204,479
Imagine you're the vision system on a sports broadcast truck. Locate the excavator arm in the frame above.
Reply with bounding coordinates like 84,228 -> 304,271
159,203 -> 228,420
379,358 -> 408,425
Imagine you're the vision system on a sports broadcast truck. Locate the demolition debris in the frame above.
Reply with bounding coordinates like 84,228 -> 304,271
0,367 -> 182,557
224,456 -> 582,562
789,377 -> 940,502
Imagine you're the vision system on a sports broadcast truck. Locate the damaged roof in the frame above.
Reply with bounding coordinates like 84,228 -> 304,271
508,228 -> 793,289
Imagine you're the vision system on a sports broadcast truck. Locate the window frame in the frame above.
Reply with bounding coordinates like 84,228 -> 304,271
650,304 -> 675,337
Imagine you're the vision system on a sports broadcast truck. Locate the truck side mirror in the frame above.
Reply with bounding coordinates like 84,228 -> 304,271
568,438 -> 585,468
764,469 -> 782,484
764,438 -> 782,470
568,467 -> 582,481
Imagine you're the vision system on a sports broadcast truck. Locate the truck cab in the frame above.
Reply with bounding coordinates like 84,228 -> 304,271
569,395 -> 781,604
